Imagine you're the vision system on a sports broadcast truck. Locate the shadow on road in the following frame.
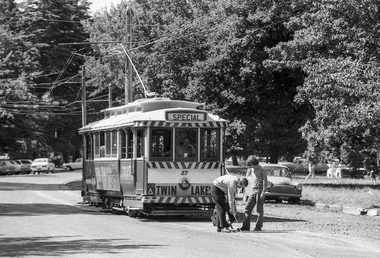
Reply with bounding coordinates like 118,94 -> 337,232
0,181 -> 81,191
0,236 -> 164,257
0,203 -> 107,217
133,212 -> 307,224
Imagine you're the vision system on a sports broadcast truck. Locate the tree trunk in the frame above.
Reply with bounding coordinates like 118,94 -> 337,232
269,144 -> 279,164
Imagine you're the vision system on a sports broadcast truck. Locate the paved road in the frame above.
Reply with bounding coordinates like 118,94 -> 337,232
1,172 -> 380,258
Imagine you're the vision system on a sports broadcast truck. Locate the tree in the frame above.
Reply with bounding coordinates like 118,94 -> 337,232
82,0 -> 311,163
133,0 -> 311,161
266,0 -> 380,165
1,0 -> 93,159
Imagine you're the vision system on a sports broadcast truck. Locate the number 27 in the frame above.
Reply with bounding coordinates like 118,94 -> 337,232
181,170 -> 188,175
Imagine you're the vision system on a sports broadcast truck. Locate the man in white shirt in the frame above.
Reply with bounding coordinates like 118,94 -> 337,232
211,174 -> 248,233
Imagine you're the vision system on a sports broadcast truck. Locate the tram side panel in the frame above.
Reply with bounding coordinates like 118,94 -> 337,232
120,159 -> 146,195
120,159 -> 147,210
83,160 -> 99,203
93,160 -> 120,191
120,159 -> 134,195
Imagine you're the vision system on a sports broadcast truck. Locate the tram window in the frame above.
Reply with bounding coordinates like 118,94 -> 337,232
151,129 -> 172,159
94,133 -> 100,158
137,129 -> 144,158
86,134 -> 92,160
201,129 -> 219,161
100,132 -> 105,158
176,129 -> 197,161
94,132 -> 105,158
104,131 -> 117,158
126,129 -> 144,158
127,130 -> 133,158
105,131 -> 111,158
111,130 -> 117,158
121,130 -> 127,159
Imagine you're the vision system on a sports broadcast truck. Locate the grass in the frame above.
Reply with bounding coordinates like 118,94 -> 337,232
301,186 -> 380,208
295,175 -> 380,208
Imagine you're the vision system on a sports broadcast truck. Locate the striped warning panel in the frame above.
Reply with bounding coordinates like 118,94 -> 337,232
134,121 -> 228,128
142,196 -> 213,204
147,161 -> 220,169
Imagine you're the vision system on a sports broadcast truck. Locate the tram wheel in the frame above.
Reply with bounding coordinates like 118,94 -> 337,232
127,210 -> 137,217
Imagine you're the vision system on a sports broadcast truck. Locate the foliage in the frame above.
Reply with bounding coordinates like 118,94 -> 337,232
266,0 -> 380,165
1,0 -> 92,159
3,0 -> 380,166
83,0 -> 311,161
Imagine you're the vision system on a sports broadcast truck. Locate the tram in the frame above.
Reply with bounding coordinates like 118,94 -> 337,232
79,97 -> 228,216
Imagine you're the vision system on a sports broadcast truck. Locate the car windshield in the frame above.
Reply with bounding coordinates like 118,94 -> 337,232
264,167 -> 291,178
14,160 -> 21,164
21,160 -> 32,164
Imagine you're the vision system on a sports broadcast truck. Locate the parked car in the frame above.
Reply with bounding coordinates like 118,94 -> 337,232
13,159 -> 33,174
243,163 -> 303,204
31,158 -> 55,174
334,165 -> 366,179
62,158 -> 83,171
0,160 -> 17,175
279,157 -> 329,174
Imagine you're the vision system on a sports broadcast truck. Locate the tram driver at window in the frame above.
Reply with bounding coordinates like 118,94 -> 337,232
176,137 -> 196,158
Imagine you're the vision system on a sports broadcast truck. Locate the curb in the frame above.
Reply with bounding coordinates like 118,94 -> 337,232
315,202 -> 380,216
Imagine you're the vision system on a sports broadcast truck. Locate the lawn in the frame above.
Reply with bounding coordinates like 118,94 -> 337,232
296,176 -> 380,208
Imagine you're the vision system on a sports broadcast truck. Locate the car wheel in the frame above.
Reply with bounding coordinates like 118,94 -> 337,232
65,166 -> 71,171
291,198 -> 300,204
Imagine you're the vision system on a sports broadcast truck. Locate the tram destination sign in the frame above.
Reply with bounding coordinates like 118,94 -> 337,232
166,111 -> 207,121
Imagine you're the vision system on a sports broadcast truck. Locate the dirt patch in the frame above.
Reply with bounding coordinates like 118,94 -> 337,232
235,200 -> 380,241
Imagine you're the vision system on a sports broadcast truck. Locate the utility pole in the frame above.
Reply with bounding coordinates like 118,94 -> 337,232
81,65 -> 87,127
109,83 -> 112,108
125,7 -> 133,104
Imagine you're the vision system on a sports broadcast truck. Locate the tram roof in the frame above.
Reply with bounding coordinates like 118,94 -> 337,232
79,97 -> 228,133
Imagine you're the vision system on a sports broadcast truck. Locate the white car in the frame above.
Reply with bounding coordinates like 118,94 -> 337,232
14,159 -> 33,174
62,158 -> 83,171
31,158 -> 55,174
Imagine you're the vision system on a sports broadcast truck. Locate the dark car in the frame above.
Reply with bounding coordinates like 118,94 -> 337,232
243,163 -> 303,204
0,160 -> 17,175
279,157 -> 329,174
336,165 -> 366,179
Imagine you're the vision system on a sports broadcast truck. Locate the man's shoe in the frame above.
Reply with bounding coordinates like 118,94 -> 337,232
253,227 -> 262,231
217,227 -> 222,232
221,228 -> 231,233
239,227 -> 250,232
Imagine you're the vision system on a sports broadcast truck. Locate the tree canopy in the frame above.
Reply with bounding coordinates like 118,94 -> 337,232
2,0 -> 380,168
1,0 -> 92,160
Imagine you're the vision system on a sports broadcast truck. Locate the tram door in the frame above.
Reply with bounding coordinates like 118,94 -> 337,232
120,129 -> 144,196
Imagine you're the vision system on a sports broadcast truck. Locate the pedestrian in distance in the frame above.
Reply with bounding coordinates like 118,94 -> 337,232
370,169 -> 378,183
305,159 -> 315,180
240,156 -> 268,232
210,174 -> 248,233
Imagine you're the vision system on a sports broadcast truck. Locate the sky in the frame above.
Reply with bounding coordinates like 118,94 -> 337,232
89,0 -> 123,13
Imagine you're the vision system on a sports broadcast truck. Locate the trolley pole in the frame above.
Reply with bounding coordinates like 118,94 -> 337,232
125,7 -> 133,104
81,65 -> 86,197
